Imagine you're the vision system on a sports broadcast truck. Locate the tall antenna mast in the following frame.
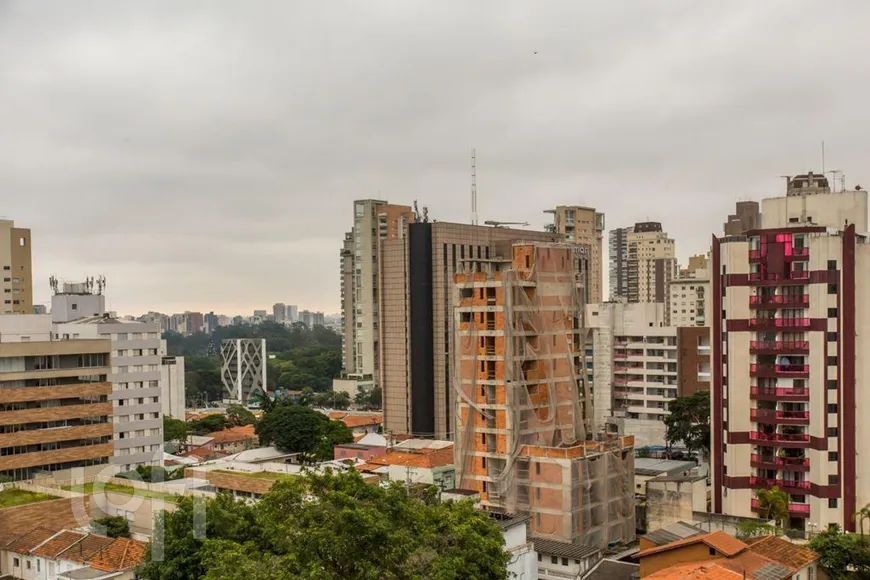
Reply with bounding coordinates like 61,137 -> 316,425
471,148 -> 478,225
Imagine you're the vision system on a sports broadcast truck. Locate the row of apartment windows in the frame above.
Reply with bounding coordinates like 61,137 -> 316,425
114,411 -> 160,421
116,396 -> 159,406
115,348 -> 159,357
113,364 -> 159,373
116,444 -> 161,456
0,395 -> 107,412
114,332 -> 160,340
0,436 -> 111,456
0,457 -> 109,482
117,429 -> 160,439
0,416 -> 108,434
118,380 -> 160,390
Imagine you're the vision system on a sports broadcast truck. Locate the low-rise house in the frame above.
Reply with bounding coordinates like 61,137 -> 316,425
534,539 -> 601,579
1,527 -> 146,580
634,530 -> 823,580
333,443 -> 389,461
327,412 -> 383,435
490,514 -> 537,580
206,425 -> 258,454
366,445 -> 456,490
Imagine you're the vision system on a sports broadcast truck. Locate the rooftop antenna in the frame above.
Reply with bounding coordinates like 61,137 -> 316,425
471,148 -> 478,226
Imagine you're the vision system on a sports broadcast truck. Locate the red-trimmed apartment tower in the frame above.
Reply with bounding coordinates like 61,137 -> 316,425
712,172 -> 869,534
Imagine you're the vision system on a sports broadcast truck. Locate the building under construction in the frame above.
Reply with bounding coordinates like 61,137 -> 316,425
453,241 -> 635,547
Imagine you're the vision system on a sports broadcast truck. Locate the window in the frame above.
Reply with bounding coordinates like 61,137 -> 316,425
71,303 -> 77,310
562,557 -> 569,566
827,332 -> 838,341
536,487 -> 541,500
551,556 -> 558,565
828,283 -> 838,294
828,260 -> 837,270
827,356 -> 838,366
828,427 -> 839,437
828,307 -> 838,318
26,561 -> 31,570
828,380 -> 838,390
828,404 -> 838,413
535,462 -> 541,475
538,554 -> 542,562
829,498 -> 839,508
19,237 -> 25,247
13,558 -> 19,567
829,452 -> 839,461
829,475 -> 840,485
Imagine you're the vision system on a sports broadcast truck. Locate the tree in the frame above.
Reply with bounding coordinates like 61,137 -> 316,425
164,417 -> 188,444
809,525 -> 870,579
636,447 -> 651,459
226,405 -> 256,427
735,520 -> 780,540
664,391 -> 710,455
256,405 -> 353,460
189,414 -> 228,436
857,504 -> 870,541
754,486 -> 789,527
92,516 -> 131,538
140,470 -> 511,580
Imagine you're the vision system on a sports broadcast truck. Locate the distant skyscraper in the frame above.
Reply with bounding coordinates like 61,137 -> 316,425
286,304 -> 298,323
273,303 -> 286,323
723,200 -> 761,236
0,219 -> 32,315
186,311 -> 204,334
545,205 -> 605,304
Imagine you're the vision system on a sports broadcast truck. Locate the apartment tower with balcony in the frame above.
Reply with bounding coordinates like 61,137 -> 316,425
0,316 -> 113,481
545,205 -> 606,304
453,241 -> 635,547
712,171 -> 870,533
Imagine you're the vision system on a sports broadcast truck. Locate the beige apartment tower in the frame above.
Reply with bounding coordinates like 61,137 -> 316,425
340,200 -> 414,385
0,219 -> 33,314
379,221 -> 560,439
452,241 -> 635,547
545,205 -> 605,304
712,172 -> 870,534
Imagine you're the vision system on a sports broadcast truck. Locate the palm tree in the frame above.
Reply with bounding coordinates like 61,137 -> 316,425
755,486 -> 789,528
856,504 -> 870,541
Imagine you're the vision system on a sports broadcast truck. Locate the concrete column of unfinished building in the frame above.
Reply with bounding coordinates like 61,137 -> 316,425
453,241 -> 636,547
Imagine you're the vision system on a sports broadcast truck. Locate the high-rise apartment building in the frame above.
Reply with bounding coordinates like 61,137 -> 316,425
272,303 -> 287,323
380,221 -> 558,439
711,171 -> 869,533
0,315 -> 113,481
340,232 -> 355,373
668,256 -> 710,328
453,241 -> 635,547
0,219 -> 32,315
341,200 -> 414,386
51,283 -> 164,473
608,226 -> 633,301
724,200 -> 761,236
627,222 -> 678,307
545,205 -> 605,303
186,312 -> 204,334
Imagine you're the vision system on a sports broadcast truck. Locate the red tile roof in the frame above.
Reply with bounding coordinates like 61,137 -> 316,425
0,498 -> 91,547
4,526 -> 59,555
207,425 -> 258,444
89,537 -> 148,572
58,534 -> 115,564
368,445 -> 455,469
635,531 -> 748,559
646,561 -> 743,579
31,530 -> 87,558
745,535 -> 819,570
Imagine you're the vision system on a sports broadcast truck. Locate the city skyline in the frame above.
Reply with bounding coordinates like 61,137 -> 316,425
4,1 -> 870,315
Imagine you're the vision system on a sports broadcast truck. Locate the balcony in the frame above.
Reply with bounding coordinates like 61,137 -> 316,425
613,353 -> 628,360
749,477 -> 811,494
749,294 -> 809,308
750,408 -> 810,425
750,386 -> 809,401
749,431 -> 810,448
750,453 -> 810,472
750,364 -> 809,379
748,318 -> 811,330
747,272 -> 811,285
751,498 -> 810,518
750,341 -> 810,355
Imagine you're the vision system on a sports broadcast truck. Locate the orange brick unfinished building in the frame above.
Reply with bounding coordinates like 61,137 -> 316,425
454,241 -> 635,547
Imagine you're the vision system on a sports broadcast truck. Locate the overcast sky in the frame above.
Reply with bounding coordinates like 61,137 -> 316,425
2,1 -> 868,316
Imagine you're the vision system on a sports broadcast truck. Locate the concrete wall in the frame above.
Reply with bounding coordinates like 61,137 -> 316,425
0,315 -> 51,342
645,478 -> 708,532
160,355 -> 185,418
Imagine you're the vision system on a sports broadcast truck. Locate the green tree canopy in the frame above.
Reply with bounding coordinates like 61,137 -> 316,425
139,470 -> 510,580
663,391 -> 710,455
754,486 -> 789,527
226,404 -> 257,427
256,405 -> 352,460
809,525 -> 870,579
189,414 -> 229,436
163,417 -> 188,444
92,516 -> 131,538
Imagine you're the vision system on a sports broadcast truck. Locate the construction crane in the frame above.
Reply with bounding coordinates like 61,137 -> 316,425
484,220 -> 530,228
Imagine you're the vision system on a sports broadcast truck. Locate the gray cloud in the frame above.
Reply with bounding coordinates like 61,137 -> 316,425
2,0 -> 869,315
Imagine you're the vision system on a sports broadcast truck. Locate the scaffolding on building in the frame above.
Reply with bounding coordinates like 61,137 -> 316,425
453,242 -> 635,547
